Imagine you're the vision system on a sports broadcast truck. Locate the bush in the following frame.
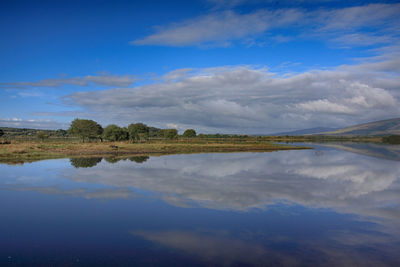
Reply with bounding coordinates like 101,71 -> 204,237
158,129 -> 178,139
68,118 -> 103,142
103,124 -> 129,141
128,123 -> 149,141
182,129 -> 196,138
36,131 -> 49,141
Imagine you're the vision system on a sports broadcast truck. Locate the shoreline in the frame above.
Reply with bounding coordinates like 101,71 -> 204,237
0,141 -> 311,164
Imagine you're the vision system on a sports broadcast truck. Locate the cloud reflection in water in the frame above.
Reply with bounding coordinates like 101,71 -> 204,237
64,149 -> 400,227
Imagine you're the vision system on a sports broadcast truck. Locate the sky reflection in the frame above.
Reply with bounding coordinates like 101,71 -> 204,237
61,148 -> 400,226
1,145 -> 400,265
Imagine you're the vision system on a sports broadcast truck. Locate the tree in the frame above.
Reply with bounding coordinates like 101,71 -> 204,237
36,131 -> 49,141
68,118 -> 103,142
103,124 -> 129,141
182,129 -> 196,138
56,129 -> 68,137
0,129 -> 4,137
159,129 -> 178,139
128,123 -> 149,141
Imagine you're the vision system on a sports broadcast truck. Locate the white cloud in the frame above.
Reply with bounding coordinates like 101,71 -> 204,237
131,3 -> 400,47
0,73 -> 137,89
331,33 -> 394,47
64,56 -> 400,133
131,9 -> 302,46
296,99 -> 356,115
166,123 -> 179,129
316,3 -> 400,31
296,81 -> 397,115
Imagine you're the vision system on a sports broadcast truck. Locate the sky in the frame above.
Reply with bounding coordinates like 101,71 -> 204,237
0,0 -> 399,134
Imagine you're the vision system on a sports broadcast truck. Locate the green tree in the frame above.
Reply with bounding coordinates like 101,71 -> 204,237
128,123 -> 149,141
182,129 -> 196,138
103,124 -> 129,141
56,129 -> 68,137
68,118 -> 103,142
159,129 -> 178,139
0,129 -> 4,137
36,131 -> 49,141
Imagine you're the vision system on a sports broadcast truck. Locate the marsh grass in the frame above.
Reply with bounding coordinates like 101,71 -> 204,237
0,139 -> 310,164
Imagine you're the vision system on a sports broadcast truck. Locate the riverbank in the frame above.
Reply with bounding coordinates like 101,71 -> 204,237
0,140 -> 310,164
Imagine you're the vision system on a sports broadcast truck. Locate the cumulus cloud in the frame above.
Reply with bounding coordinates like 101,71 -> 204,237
296,99 -> 356,115
64,56 -> 400,133
131,3 -> 400,47
0,73 -> 137,89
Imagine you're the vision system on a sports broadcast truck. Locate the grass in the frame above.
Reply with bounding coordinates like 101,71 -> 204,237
0,139 -> 310,164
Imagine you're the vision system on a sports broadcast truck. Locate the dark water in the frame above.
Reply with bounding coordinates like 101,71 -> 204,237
1,144 -> 400,266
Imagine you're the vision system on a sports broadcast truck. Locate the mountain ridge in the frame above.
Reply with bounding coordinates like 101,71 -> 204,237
270,118 -> 400,136
315,118 -> 400,136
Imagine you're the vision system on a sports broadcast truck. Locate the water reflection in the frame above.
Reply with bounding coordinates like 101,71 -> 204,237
63,150 -> 400,224
312,142 -> 400,161
132,228 -> 399,267
70,156 -> 149,168
0,185 -> 134,199
131,230 -> 298,266
1,144 -> 400,266
70,157 -> 103,168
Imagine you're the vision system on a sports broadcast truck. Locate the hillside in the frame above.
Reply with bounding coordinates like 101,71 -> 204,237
272,127 -> 337,136
315,118 -> 400,136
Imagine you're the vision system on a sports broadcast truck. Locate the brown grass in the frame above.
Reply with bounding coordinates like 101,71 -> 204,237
0,140 -> 310,164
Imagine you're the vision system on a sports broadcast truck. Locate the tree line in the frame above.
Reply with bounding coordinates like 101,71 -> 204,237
68,118 -> 197,142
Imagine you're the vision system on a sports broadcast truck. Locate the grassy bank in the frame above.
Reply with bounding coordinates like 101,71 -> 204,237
0,140 -> 310,164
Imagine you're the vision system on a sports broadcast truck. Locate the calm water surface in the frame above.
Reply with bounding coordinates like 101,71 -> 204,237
1,144 -> 400,266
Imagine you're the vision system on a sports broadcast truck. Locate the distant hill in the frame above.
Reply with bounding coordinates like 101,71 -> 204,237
315,118 -> 400,136
0,127 -> 64,137
272,127 -> 337,136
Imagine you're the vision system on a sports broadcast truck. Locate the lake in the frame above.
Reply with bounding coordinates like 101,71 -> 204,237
1,143 -> 400,266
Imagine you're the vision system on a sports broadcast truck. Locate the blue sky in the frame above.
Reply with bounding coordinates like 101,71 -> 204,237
1,0 -> 399,133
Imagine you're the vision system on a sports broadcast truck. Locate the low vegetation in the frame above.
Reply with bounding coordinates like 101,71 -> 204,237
1,117 -> 394,165
0,140 -> 310,164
